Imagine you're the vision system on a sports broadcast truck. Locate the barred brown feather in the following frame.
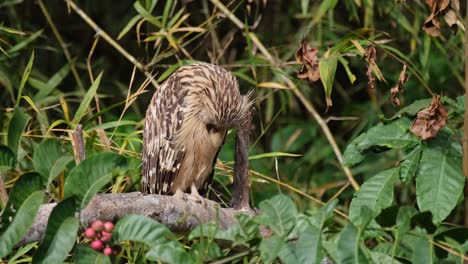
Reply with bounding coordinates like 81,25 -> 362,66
142,63 -> 253,195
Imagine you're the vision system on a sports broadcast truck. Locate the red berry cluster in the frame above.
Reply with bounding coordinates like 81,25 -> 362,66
84,220 -> 116,256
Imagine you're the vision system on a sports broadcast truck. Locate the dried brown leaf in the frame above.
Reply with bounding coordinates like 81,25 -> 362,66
391,64 -> 409,106
365,45 -> 377,90
410,95 -> 448,140
295,39 -> 320,82
423,0 -> 460,36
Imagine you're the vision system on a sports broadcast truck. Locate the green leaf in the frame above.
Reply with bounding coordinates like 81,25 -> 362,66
189,214 -> 259,247
343,118 -> 419,166
64,152 -> 126,208
190,240 -> 223,262
412,237 -> 433,264
296,218 -> 323,264
312,0 -> 338,24
146,241 -> 193,264
0,145 -> 16,172
73,72 -> 103,122
32,199 -> 79,264
34,63 -> 71,102
254,194 -> 297,237
7,107 -> 31,158
133,1 -> 162,27
343,133 -> 367,167
370,251 -> 404,264
399,145 -> 422,182
248,152 -> 301,160
337,223 -> 370,264
117,15 -> 142,40
8,30 -> 43,54
74,245 -> 111,264
16,50 -> 34,107
259,235 -> 285,264
86,120 -> 140,131
416,132 -> 465,224
1,172 -> 43,228
33,138 -> 73,185
278,243 -> 298,264
387,98 -> 432,120
112,215 -> 173,247
349,168 -> 399,224
319,55 -> 337,107
339,57 -> 356,84
0,191 -> 44,258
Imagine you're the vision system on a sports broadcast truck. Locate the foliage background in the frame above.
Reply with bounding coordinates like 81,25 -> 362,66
0,0 -> 467,263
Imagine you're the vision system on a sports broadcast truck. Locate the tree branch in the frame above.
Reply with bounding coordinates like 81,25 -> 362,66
20,192 -> 253,245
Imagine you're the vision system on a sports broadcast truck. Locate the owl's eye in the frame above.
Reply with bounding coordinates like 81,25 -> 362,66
206,123 -> 220,133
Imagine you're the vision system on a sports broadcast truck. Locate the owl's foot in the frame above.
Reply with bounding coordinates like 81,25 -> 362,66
173,185 -> 219,208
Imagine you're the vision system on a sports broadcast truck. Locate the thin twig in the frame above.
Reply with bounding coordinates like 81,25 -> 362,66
463,0 -> 468,227
0,172 -> 8,207
210,0 -> 359,191
64,0 -> 160,89
70,125 -> 85,164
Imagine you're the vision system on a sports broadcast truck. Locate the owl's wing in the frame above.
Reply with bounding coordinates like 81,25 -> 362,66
142,77 -> 186,195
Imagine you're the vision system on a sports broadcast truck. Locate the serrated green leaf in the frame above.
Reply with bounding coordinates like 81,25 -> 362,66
74,244 -> 111,264
73,72 -> 103,123
349,168 -> 399,224
7,107 -> 31,158
416,132 -> 465,224
387,98 -> 432,120
64,152 -> 126,207
33,138 -> 72,185
32,199 -> 79,264
319,55 -> 337,107
254,194 -> 297,237
259,235 -> 285,264
399,145 -> 422,182
343,133 -> 367,167
1,172 -> 43,228
343,118 -> 419,166
0,145 -> 15,172
0,191 -> 44,258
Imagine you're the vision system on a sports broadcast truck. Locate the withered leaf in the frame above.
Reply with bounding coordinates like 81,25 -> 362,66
391,64 -> 409,106
295,39 -> 320,82
365,45 -> 377,90
410,95 -> 448,140
423,0 -> 460,36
